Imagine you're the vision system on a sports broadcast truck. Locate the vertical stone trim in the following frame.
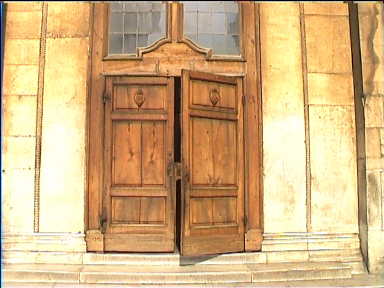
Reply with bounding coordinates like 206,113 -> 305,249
33,2 -> 48,233
299,3 -> 311,232
84,3 -> 95,230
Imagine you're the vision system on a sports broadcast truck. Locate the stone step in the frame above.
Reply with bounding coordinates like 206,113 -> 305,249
83,251 -> 267,266
4,261 -> 352,284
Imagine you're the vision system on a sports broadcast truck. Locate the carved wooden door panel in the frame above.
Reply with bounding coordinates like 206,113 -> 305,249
103,76 -> 175,252
181,70 -> 245,256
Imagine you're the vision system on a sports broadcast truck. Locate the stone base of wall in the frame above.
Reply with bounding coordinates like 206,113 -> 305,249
1,232 -> 367,275
262,233 -> 366,274
2,233 -> 86,253
368,229 -> 384,273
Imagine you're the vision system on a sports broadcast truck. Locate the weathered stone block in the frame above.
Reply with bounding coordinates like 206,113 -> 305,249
3,95 -> 37,136
362,63 -> 384,96
5,11 -> 42,39
303,2 -> 348,16
4,39 -> 40,65
310,106 -> 358,233
260,3 -> 307,233
2,136 -> 36,170
382,172 -> 384,230
3,65 -> 39,95
307,73 -> 354,106
2,251 -> 83,265
365,96 -> 384,128
266,251 -> 309,263
44,38 -> 88,104
305,15 -> 352,73
366,128 -> 382,159
368,230 -> 384,273
47,2 -> 90,38
366,158 -> 384,171
39,37 -> 89,233
6,2 -> 42,11
2,168 -> 35,233
367,171 -> 382,228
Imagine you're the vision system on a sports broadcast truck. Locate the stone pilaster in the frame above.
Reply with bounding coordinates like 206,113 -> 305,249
358,1 -> 384,274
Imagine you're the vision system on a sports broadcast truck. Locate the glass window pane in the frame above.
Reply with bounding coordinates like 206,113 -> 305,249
184,12 -> 197,34
225,35 -> 239,55
123,2 -> 136,12
108,2 -> 167,55
198,12 -> 211,33
148,33 -> 162,44
198,33 -> 213,48
109,33 -> 123,54
183,1 -> 240,55
138,34 -> 149,47
226,12 -> 239,35
212,34 -> 226,54
138,12 -> 151,33
110,12 -> 123,33
137,2 -> 152,12
185,33 -> 197,42
124,12 -> 137,33
184,1 -> 199,12
111,3 -> 123,12
151,11 -> 162,33
224,2 -> 238,13
152,3 -> 163,11
124,34 -> 137,54
212,13 -> 226,35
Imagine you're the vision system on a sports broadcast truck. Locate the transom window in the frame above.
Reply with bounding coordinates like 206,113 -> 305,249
183,1 -> 240,55
108,2 -> 167,54
107,1 -> 241,57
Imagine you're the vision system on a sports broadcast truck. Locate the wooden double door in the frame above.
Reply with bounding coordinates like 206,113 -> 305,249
102,70 -> 244,256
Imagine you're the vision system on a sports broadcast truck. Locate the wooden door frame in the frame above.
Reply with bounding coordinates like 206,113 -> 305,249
85,2 -> 263,252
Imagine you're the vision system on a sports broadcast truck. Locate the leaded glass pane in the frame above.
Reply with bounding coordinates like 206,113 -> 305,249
183,1 -> 240,55
108,2 -> 167,55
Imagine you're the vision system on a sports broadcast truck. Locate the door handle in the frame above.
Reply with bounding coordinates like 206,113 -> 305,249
167,161 -> 182,180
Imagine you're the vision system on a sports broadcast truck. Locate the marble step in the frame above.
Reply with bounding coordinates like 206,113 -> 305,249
4,261 -> 352,284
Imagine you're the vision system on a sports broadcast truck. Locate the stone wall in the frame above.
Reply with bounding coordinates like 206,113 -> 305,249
3,2 -> 42,233
2,2 -> 90,250
262,2 -> 358,240
358,2 -> 384,274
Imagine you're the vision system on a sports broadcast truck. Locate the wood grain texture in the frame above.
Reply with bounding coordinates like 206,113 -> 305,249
103,76 -> 174,252
87,2 -> 262,254
181,70 -> 245,256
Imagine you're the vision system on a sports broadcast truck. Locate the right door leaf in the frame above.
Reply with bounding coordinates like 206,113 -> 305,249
181,70 -> 245,256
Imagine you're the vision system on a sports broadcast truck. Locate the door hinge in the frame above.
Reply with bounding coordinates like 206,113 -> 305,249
103,91 -> 110,104
244,215 -> 248,226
